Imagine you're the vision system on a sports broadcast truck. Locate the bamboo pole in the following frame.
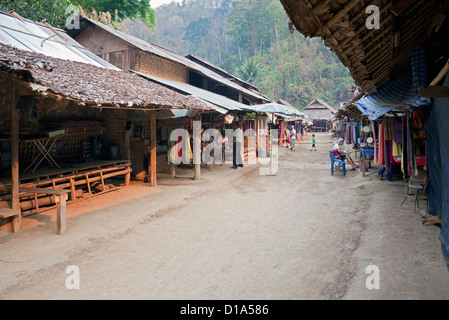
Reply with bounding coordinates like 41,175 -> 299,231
193,114 -> 201,180
150,110 -> 157,187
124,129 -> 130,186
10,81 -> 20,232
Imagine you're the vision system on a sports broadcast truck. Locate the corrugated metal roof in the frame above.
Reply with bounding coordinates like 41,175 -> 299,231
75,16 -> 271,102
132,70 -> 248,114
186,54 -> 272,101
240,102 -> 309,119
0,12 -> 119,70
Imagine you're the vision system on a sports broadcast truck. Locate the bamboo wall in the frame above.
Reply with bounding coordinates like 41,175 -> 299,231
136,51 -> 188,83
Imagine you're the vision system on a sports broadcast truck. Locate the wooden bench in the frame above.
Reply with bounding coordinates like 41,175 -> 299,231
0,207 -> 21,219
19,187 -> 71,235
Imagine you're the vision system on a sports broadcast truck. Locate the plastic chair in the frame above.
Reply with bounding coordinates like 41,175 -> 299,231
329,150 -> 346,176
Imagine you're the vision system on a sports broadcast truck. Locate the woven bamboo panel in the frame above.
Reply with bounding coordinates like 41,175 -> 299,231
19,136 -> 92,168
0,78 -> 10,134
137,51 -> 188,83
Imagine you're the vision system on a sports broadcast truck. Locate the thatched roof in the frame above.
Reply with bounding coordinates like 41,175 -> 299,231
66,16 -> 271,104
303,99 -> 336,120
280,0 -> 446,94
0,43 -> 211,111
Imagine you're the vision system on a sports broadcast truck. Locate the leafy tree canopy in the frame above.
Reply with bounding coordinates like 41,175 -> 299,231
0,0 -> 155,29
142,0 -> 355,109
0,0 -> 72,28
74,0 -> 155,29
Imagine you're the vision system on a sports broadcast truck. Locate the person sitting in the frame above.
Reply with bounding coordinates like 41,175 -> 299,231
332,138 -> 358,170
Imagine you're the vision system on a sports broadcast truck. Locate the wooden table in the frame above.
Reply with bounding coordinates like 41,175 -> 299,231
19,187 -> 70,235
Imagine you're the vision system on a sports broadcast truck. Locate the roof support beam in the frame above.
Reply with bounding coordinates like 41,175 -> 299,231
391,0 -> 417,16
326,0 -> 360,29
389,34 -> 427,68
419,85 -> 449,98
313,0 -> 334,15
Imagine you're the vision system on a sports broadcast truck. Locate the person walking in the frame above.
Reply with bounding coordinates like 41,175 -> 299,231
310,134 -> 317,151
285,126 -> 291,149
290,125 -> 296,151
231,121 -> 243,169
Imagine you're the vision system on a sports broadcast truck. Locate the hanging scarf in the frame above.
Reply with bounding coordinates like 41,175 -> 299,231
407,110 -> 413,176
378,123 -> 385,166
352,124 -> 357,144
394,118 -> 403,144
372,122 -> 378,164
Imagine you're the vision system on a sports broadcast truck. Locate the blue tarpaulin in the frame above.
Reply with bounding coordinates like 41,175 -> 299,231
356,47 -> 431,120
424,74 -> 449,270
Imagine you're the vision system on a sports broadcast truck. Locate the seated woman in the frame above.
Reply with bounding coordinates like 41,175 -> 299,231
332,138 -> 359,170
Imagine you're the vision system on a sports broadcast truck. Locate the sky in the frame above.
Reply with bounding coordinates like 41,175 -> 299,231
151,0 -> 183,8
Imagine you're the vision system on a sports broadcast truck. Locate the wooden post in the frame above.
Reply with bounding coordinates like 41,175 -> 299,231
150,110 -> 157,187
362,154 -> 366,177
193,114 -> 201,180
85,174 -> 92,196
239,117 -> 244,165
170,164 -> 176,177
10,82 -> 20,232
124,129 -> 130,186
69,177 -> 76,201
255,114 -> 259,153
56,194 -> 67,235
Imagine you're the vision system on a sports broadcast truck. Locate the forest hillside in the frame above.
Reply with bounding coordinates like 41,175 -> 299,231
124,0 -> 355,110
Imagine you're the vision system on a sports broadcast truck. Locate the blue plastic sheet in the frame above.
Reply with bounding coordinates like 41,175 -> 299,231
356,47 -> 431,120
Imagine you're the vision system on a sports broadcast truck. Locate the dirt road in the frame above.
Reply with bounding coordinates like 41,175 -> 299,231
1,132 -> 448,300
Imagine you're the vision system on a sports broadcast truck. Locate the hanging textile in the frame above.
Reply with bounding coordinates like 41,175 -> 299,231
384,140 -> 393,180
356,47 -> 431,120
412,109 -> 425,140
168,129 -> 192,164
383,118 -> 395,140
401,117 -> 407,177
378,123 -> 385,166
394,118 -> 403,144
246,120 -> 255,136
279,121 -> 284,139
372,122 -> 378,164
345,124 -> 350,144
407,110 -> 413,176
409,110 -> 418,176
352,124 -> 357,144
392,142 -> 402,157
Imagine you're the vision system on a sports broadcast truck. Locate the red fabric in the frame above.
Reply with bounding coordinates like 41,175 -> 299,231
178,135 -> 183,158
332,150 -> 342,157
378,123 -> 385,166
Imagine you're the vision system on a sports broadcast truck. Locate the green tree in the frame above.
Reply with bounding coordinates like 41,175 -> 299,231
0,0 -> 72,27
124,0 -> 355,109
237,57 -> 261,83
183,17 -> 210,54
73,0 -> 155,29
0,0 -> 155,29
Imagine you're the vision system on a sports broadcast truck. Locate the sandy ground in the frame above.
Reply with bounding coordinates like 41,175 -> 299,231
0,132 -> 448,300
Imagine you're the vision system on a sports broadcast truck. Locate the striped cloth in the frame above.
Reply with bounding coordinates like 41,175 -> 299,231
356,47 -> 431,120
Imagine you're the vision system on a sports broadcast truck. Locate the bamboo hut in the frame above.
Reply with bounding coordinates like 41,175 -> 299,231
303,99 -> 337,132
66,15 -> 274,176
0,42 -> 210,234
